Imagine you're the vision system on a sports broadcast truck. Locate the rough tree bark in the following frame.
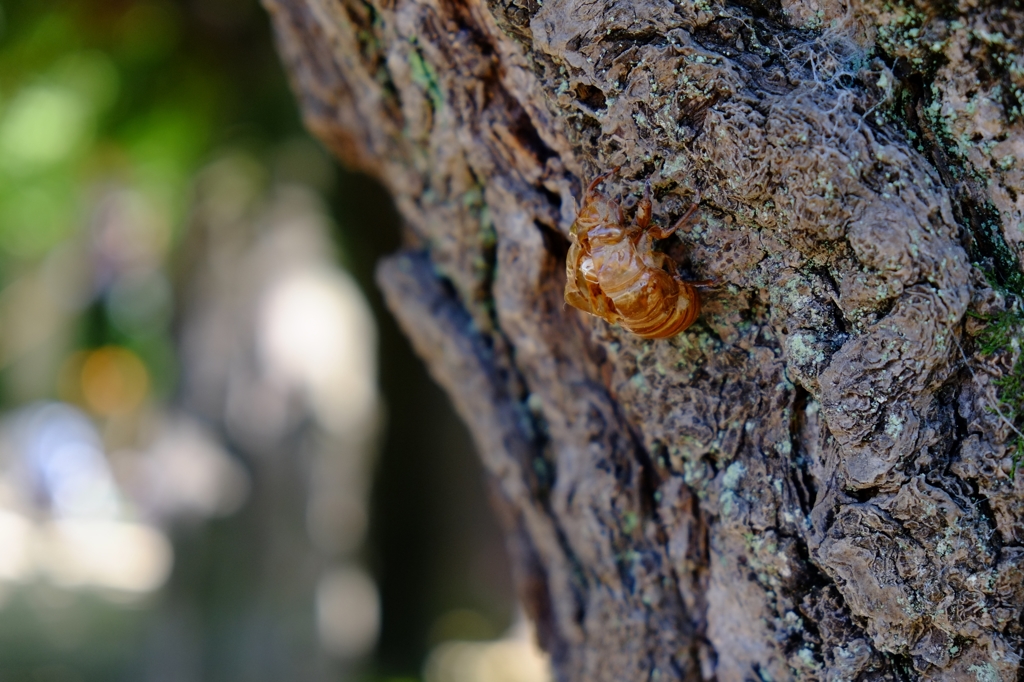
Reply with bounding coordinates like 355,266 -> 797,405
263,0 -> 1024,677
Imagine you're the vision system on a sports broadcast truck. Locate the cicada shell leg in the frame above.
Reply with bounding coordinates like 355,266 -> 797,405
645,201 -> 699,240
565,288 -> 597,315
635,180 -> 653,231
583,166 -> 621,200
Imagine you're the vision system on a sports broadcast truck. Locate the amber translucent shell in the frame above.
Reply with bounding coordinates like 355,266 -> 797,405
564,171 -> 708,339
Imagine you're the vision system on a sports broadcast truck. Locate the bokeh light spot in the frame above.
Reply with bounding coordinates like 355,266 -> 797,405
315,565 -> 381,659
79,347 -> 149,416
0,85 -> 90,171
258,268 -> 377,434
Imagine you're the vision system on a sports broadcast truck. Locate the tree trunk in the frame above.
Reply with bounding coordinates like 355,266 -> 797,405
262,0 -> 1024,677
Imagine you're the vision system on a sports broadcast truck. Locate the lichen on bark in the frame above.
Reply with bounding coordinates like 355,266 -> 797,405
264,0 -> 1024,677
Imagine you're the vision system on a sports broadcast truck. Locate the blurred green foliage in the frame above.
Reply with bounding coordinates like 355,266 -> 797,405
0,0 -> 305,406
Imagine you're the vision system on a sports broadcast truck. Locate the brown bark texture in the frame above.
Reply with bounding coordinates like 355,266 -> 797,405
262,0 -> 1024,677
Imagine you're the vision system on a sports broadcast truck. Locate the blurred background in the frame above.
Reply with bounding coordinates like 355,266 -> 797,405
0,1 -> 549,680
